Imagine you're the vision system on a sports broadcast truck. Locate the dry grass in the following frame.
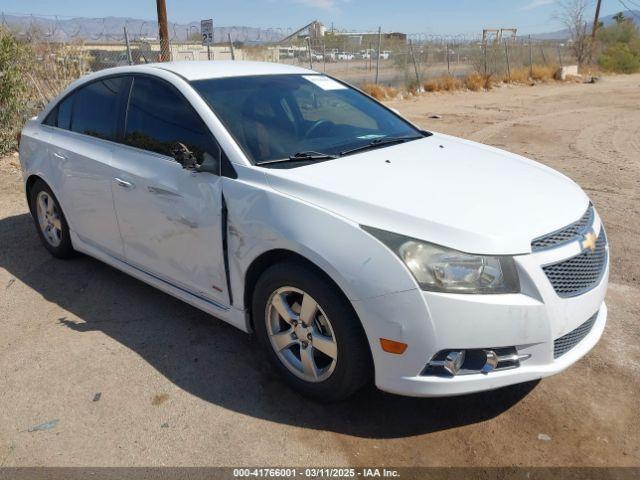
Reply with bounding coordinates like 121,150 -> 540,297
423,73 -> 498,93
464,72 -> 485,91
366,63 -> 571,102
503,67 -> 532,84
423,76 -> 462,92
531,64 -> 557,81
361,83 -> 398,100
464,73 -> 497,91
502,64 -> 559,84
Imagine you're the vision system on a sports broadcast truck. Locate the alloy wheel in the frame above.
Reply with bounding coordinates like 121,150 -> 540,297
36,191 -> 63,247
265,286 -> 338,382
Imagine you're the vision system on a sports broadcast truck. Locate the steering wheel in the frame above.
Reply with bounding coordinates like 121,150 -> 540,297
304,120 -> 333,139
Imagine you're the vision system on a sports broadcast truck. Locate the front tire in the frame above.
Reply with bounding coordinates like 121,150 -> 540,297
29,179 -> 76,258
253,260 -> 371,402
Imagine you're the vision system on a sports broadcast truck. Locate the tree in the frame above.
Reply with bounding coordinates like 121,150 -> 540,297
558,0 -> 593,65
597,14 -> 640,72
613,12 -> 626,24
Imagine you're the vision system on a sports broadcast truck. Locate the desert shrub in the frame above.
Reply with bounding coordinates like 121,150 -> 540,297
596,18 -> 640,73
598,43 -> 640,73
0,28 -> 85,154
465,72 -> 484,91
530,64 -> 556,81
423,79 -> 440,92
503,67 -> 531,84
0,27 -> 32,155
423,76 -> 462,92
361,83 -> 397,100
440,76 -> 462,91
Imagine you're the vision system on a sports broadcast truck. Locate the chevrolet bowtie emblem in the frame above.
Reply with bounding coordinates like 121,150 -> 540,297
580,228 -> 598,253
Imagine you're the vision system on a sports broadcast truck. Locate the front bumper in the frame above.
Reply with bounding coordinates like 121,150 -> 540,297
351,220 -> 609,397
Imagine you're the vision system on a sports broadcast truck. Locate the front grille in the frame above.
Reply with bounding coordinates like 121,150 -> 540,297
532,206 -> 594,252
554,311 -> 598,358
542,228 -> 607,297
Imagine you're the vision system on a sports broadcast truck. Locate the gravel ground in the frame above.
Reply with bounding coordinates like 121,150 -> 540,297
0,74 -> 638,467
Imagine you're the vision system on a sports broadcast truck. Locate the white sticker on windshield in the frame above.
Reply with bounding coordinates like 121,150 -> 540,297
303,75 -> 347,90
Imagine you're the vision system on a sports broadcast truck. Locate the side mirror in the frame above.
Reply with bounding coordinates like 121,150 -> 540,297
196,151 -> 221,175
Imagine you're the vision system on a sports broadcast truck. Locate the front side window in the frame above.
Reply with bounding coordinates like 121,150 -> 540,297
192,74 -> 421,164
124,76 -> 216,163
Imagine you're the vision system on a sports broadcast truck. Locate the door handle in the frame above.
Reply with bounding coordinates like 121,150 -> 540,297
53,152 -> 67,160
113,177 -> 135,189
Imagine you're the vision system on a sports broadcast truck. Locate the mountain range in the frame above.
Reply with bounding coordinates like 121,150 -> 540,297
0,14 -> 286,43
531,10 -> 640,40
1,10 -> 638,44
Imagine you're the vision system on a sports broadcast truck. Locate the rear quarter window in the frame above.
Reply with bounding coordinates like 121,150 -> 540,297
43,94 -> 73,130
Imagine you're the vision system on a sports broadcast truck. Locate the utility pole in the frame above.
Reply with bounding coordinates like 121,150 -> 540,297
124,26 -> 133,65
156,0 -> 170,62
592,0 -> 603,40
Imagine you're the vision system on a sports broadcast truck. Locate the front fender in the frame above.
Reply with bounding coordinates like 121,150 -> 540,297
222,167 -> 418,311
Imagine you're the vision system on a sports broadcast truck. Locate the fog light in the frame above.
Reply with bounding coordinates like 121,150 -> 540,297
444,350 -> 465,375
423,347 -> 531,377
481,350 -> 499,374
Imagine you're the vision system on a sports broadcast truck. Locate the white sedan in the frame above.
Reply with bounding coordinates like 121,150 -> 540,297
19,61 -> 609,400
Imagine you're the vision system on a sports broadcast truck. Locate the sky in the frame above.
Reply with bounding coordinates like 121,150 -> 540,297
0,0 -> 631,35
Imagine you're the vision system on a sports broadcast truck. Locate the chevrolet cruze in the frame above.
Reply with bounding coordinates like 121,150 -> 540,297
19,61 -> 609,401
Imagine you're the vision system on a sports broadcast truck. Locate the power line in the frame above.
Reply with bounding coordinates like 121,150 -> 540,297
618,0 -> 640,20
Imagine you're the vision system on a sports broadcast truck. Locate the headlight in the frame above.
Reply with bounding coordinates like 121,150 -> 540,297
363,226 -> 520,294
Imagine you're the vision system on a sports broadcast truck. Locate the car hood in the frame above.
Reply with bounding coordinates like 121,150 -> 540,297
264,132 -> 589,255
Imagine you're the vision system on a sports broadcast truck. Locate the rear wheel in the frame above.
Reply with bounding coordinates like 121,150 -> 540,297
253,261 -> 371,401
29,180 -> 76,258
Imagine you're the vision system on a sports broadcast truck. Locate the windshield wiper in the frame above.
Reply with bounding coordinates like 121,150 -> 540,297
339,135 -> 423,157
256,151 -> 338,165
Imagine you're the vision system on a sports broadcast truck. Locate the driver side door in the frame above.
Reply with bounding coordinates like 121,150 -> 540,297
109,75 -> 229,306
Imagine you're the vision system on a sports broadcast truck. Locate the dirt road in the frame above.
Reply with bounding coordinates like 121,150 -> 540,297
1,75 -> 638,467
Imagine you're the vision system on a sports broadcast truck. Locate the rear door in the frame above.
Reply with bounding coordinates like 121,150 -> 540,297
42,77 -> 129,257
109,75 -> 229,306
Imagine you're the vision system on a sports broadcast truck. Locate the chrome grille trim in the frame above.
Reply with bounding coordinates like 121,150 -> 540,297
554,311 -> 598,359
531,206 -> 594,252
542,228 -> 607,298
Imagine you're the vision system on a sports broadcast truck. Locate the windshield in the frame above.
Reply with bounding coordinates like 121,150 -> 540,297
191,74 -> 422,165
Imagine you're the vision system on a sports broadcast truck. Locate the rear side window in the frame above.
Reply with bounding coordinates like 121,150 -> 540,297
71,77 -> 126,140
124,76 -> 216,162
43,77 -> 125,140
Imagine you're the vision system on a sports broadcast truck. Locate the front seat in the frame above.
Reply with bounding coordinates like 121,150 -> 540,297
241,92 -> 296,161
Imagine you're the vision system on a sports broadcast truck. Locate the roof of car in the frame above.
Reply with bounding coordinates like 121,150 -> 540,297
143,60 -> 315,81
